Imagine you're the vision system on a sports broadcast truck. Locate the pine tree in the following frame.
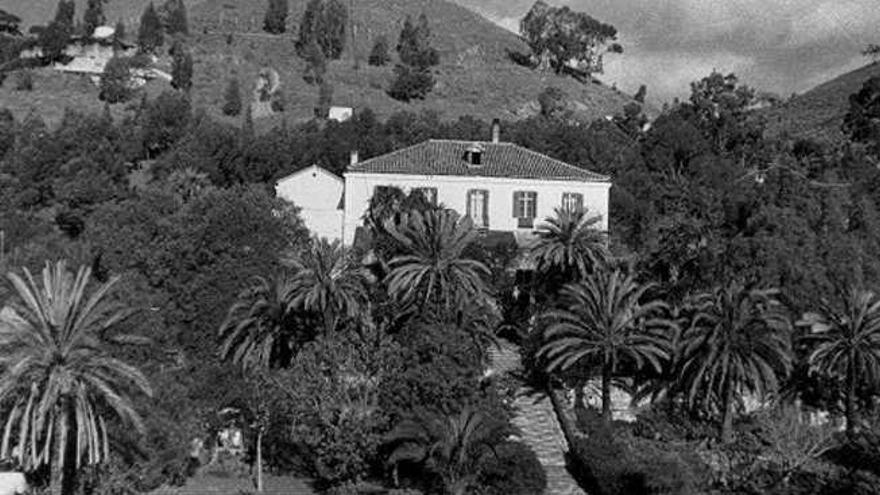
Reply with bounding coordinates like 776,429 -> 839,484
390,13 -> 439,102
222,78 -> 242,116
302,40 -> 326,85
263,0 -> 288,34
163,0 -> 189,36
138,2 -> 164,53
83,0 -> 106,37
368,35 -> 390,66
170,40 -> 193,91
40,0 -> 75,62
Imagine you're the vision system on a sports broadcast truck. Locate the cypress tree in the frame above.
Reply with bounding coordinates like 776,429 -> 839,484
302,40 -> 326,85
368,35 -> 390,66
40,0 -> 75,62
296,0 -> 321,55
389,13 -> 438,102
263,0 -> 288,34
222,78 -> 242,116
296,0 -> 346,60
138,2 -> 164,53
170,40 -> 193,91
164,0 -> 189,36
83,0 -> 106,37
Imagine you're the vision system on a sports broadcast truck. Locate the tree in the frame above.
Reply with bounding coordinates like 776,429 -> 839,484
538,86 -> 566,118
688,71 -> 759,154
296,0 -> 347,60
302,40 -> 327,85
383,209 -> 489,313
82,0 -> 106,38
531,207 -> 608,285
389,14 -> 439,102
113,19 -> 126,44
222,77 -> 242,116
0,261 -> 152,495
520,1 -> 620,75
285,238 -> 370,335
678,284 -> 792,442
863,44 -> 880,64
99,57 -> 133,103
843,76 -> 880,159
368,35 -> 390,66
539,269 -> 673,423
316,81 -> 333,118
170,40 -> 193,91
385,408 -> 509,495
137,2 -> 164,54
162,0 -> 188,36
397,14 -> 439,69
0,9 -> 22,36
803,287 -> 880,436
218,274 -> 304,371
39,0 -> 75,62
262,0 -> 288,34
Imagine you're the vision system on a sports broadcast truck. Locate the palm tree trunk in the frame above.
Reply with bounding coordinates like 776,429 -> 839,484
720,380 -> 734,443
255,430 -> 264,492
547,381 -> 578,447
846,361 -> 858,437
601,362 -> 612,425
50,415 -> 64,495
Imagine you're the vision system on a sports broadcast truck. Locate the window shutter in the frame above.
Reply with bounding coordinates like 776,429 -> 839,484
513,192 -> 522,217
466,190 -> 473,219
530,192 -> 538,218
575,193 -> 584,212
482,190 -> 490,228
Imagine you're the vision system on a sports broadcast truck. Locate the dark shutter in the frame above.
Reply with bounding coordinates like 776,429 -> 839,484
482,190 -> 490,228
575,193 -> 584,211
466,190 -> 473,219
530,192 -> 538,218
513,191 -> 522,217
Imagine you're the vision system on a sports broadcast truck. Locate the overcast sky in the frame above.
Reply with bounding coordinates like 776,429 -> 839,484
454,0 -> 879,104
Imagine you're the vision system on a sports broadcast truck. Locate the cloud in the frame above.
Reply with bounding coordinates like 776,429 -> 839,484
453,0 -> 879,103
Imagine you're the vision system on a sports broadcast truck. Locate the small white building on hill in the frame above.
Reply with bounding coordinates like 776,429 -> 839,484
275,165 -> 344,241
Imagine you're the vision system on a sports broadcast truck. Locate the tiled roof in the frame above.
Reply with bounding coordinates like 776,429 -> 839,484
347,140 -> 610,182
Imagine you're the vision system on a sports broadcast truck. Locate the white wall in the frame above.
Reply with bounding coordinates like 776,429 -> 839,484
276,166 -> 344,241
343,173 -> 611,245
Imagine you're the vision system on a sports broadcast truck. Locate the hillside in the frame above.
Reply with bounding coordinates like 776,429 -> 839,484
763,62 -> 880,144
1,0 -> 640,126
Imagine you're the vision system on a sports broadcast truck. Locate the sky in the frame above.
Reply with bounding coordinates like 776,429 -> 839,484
453,0 -> 879,105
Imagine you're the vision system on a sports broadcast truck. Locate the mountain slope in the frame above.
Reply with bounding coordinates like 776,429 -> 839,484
1,0 -> 639,126
764,62 -> 880,144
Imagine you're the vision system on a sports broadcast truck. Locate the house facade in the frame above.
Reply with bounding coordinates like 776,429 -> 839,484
342,124 -> 610,245
275,164 -> 345,241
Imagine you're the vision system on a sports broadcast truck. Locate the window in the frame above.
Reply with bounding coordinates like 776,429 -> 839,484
562,193 -> 584,212
413,187 -> 438,205
467,190 -> 489,228
513,191 -> 537,228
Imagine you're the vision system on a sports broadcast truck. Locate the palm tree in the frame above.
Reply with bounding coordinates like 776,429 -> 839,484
531,206 -> 608,284
286,238 -> 371,335
218,273 -> 304,371
383,210 -> 489,312
539,269 -> 674,424
0,261 -> 152,495
679,283 -> 792,442
803,287 -> 880,436
385,407 -> 509,495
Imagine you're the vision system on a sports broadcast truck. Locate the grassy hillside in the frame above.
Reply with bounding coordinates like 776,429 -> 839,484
1,0 -> 639,127
4,0 -> 205,31
764,62 -> 880,144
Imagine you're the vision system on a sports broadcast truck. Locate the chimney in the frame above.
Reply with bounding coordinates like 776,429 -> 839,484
350,150 -> 359,166
491,118 -> 501,144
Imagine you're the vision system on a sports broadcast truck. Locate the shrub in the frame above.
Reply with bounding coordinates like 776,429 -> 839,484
222,78 -> 242,116
476,441 -> 547,495
100,56 -> 134,103
14,70 -> 33,91
388,65 -> 433,102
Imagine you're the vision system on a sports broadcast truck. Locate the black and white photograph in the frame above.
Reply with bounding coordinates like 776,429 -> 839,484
0,0 -> 879,493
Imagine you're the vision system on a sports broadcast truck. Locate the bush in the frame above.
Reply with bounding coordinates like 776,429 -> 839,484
476,441 -> 546,495
222,78 -> 242,116
100,57 -> 134,103
569,409 -> 701,495
368,36 -> 390,66
14,70 -> 33,91
387,65 -> 433,102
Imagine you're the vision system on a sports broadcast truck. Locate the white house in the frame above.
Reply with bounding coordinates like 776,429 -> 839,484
275,165 -> 344,241
342,121 -> 611,246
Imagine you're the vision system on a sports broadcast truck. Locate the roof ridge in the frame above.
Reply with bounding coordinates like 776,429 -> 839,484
517,146 -> 611,182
